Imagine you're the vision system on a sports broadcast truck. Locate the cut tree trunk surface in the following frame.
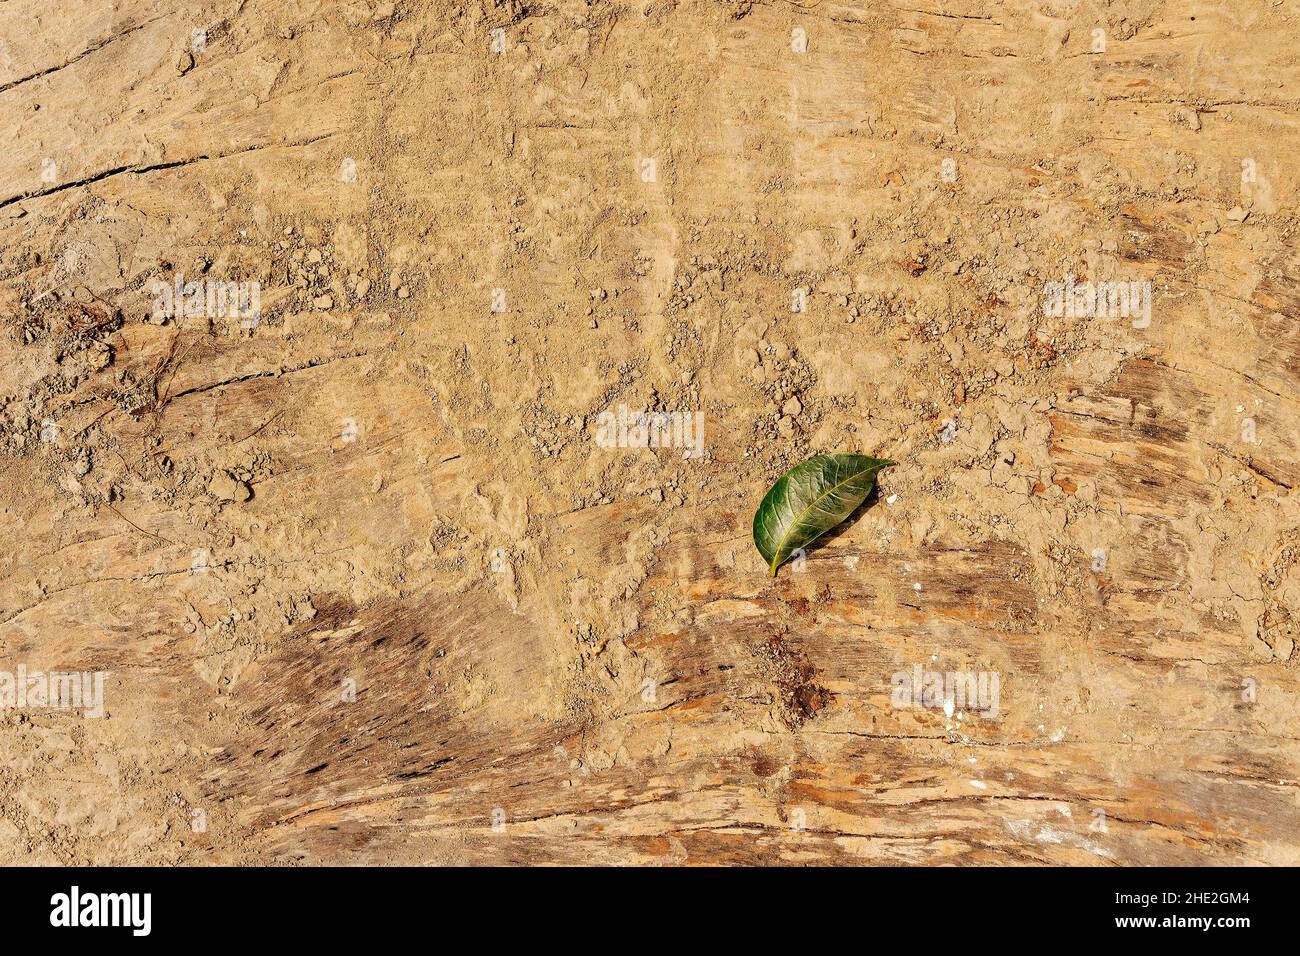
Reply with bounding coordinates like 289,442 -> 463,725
0,0 -> 1297,865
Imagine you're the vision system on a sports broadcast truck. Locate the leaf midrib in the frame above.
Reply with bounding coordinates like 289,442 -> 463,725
768,461 -> 880,576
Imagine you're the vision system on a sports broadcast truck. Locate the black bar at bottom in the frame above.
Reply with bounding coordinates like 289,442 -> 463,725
0,865 -> 1278,941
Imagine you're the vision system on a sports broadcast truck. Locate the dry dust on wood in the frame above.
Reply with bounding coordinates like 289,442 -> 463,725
0,0 -> 1298,866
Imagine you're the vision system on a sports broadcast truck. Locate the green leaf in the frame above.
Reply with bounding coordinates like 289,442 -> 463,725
752,453 -> 895,577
